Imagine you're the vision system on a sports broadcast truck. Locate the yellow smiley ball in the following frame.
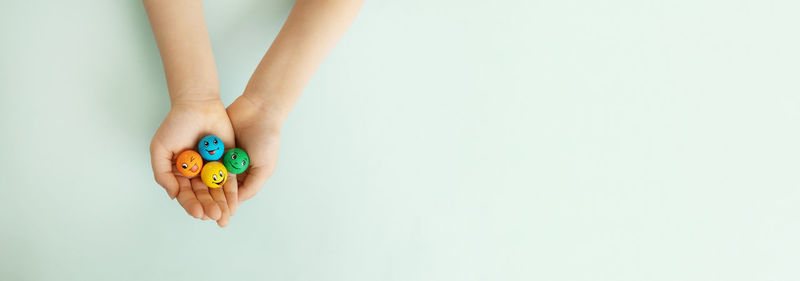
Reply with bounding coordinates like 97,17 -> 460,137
200,162 -> 228,188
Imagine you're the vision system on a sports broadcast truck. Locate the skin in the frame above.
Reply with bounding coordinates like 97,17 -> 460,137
230,0 -> 363,203
145,0 -> 363,227
145,0 -> 235,227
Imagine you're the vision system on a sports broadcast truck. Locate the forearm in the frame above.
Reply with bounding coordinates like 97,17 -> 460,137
243,0 -> 363,123
144,0 -> 219,104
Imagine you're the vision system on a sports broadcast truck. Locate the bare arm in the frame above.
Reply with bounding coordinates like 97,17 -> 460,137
243,0 -> 364,124
143,0 -> 219,102
228,0 -> 363,202
145,0 -> 236,227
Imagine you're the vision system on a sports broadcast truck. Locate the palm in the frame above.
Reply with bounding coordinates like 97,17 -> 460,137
227,96 -> 282,203
150,100 -> 237,227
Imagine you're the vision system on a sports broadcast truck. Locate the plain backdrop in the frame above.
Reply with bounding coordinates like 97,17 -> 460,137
2,0 -> 800,280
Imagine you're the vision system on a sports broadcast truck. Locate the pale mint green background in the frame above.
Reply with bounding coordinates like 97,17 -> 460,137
1,0 -> 800,280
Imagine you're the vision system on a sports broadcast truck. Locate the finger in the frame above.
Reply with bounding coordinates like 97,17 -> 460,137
191,178 -> 222,220
151,145 -> 179,199
222,174 -> 238,216
237,166 -> 272,203
176,176 -> 203,218
209,185 -> 231,227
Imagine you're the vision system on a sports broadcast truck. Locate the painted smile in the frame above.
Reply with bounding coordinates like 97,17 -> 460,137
213,176 -> 226,185
206,149 -> 217,155
190,164 -> 199,172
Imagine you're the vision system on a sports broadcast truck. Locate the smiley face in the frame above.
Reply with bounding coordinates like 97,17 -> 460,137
222,148 -> 250,174
200,162 -> 227,188
198,135 -> 225,161
175,150 -> 203,178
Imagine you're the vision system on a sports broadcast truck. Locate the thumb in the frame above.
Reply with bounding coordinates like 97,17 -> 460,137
238,166 -> 271,203
151,146 -> 179,199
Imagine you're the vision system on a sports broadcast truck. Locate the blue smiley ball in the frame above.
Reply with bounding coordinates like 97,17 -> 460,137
198,135 -> 225,161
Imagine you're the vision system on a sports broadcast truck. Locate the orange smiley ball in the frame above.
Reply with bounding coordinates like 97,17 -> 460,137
175,150 -> 203,178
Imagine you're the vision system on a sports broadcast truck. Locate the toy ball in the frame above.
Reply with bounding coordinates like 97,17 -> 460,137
222,148 -> 250,174
200,162 -> 228,188
198,135 -> 224,161
175,150 -> 203,178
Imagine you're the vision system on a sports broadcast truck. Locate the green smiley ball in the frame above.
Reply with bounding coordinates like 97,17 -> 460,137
222,148 -> 250,174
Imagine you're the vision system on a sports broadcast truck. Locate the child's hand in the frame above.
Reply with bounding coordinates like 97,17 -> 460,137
226,95 -> 282,204
150,99 -> 237,227
212,0 -> 363,206
144,0 -> 361,226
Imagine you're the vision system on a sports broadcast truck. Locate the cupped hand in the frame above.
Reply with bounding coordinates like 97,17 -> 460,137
226,95 -> 282,204
150,99 -> 238,227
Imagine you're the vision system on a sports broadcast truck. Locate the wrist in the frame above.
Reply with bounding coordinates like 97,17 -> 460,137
239,91 -> 289,129
169,89 -> 220,107
170,94 -> 225,116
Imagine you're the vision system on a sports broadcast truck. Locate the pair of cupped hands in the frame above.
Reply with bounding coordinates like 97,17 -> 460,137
150,93 -> 281,227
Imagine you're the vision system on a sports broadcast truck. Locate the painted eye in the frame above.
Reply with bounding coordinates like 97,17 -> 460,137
204,141 -> 209,147
232,154 -> 237,160
213,139 -> 218,145
219,171 -> 224,177
181,163 -> 188,169
212,174 -> 218,181
241,160 -> 245,166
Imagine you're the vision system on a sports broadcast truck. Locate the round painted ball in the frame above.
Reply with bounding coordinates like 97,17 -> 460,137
198,135 -> 224,161
222,148 -> 250,174
175,150 -> 203,178
200,162 -> 228,188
